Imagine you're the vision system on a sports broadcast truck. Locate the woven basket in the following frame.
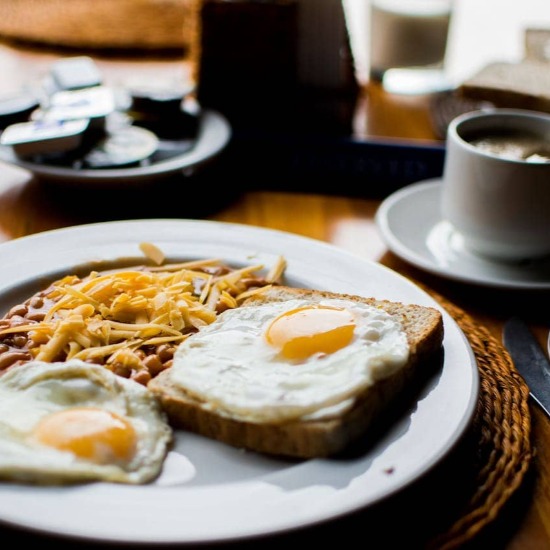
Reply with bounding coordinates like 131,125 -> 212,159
0,0 -> 201,51
423,286 -> 532,548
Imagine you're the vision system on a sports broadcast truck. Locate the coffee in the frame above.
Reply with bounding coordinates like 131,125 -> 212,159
441,109 -> 550,261
466,129 -> 550,162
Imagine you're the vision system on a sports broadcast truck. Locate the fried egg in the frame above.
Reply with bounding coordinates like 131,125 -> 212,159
169,297 -> 410,423
0,360 -> 172,485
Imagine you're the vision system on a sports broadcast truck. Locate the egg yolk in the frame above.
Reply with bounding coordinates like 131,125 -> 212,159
265,305 -> 356,360
32,408 -> 137,465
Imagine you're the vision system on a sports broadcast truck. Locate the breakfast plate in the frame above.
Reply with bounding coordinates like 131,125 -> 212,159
0,109 -> 231,185
0,219 -> 479,545
375,179 -> 550,290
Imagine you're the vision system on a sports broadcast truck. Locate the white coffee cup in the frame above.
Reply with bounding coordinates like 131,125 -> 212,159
441,108 -> 550,262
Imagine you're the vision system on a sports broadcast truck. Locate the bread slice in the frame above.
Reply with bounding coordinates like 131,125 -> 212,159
458,60 -> 550,113
148,286 -> 444,458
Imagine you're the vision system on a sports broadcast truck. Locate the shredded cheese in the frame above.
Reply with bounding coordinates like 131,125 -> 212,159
139,242 -> 165,265
0,258 -> 285,373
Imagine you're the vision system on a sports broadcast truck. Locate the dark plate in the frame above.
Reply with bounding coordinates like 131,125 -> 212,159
0,110 -> 231,186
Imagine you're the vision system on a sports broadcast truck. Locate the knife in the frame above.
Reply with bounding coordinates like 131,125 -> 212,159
503,317 -> 550,417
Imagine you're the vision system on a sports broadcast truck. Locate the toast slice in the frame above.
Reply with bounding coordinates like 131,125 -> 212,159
458,60 -> 550,113
148,286 -> 444,458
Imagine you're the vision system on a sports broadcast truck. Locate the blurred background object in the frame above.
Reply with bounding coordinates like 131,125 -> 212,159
0,0 -> 203,91
197,0 -> 358,135
197,0 -> 299,130
343,0 -> 550,90
368,0 -> 454,95
2,0 -> 550,193
458,58 -> 550,114
525,28 -> 550,62
455,25 -> 550,116
0,0 -> 199,53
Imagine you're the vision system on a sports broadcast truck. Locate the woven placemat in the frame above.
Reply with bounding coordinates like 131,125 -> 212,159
0,0 -> 200,52
421,286 -> 533,549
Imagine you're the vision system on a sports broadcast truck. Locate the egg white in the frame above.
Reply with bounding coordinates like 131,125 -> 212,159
169,298 -> 410,423
0,360 -> 172,485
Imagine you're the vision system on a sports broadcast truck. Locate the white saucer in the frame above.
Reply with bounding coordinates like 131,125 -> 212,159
375,179 -> 550,290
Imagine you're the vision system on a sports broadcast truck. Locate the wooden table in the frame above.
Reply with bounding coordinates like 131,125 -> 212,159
0,20 -> 549,548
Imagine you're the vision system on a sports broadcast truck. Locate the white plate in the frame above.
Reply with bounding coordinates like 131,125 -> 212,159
375,179 -> 550,290
0,110 -> 231,185
0,219 -> 479,544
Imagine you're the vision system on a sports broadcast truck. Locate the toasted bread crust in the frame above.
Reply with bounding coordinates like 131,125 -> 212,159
148,287 -> 444,458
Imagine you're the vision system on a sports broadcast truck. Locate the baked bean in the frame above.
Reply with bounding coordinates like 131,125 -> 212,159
132,370 -> 151,386
163,359 -> 173,369
0,343 -> 9,354
0,351 -> 32,370
113,363 -> 131,378
216,302 -> 231,314
7,304 -> 27,318
12,335 -> 28,348
85,356 -> 104,365
156,344 -> 174,362
142,354 -> 164,376
134,349 -> 147,360
8,315 -> 28,327
29,296 -> 44,309
0,319 -> 10,330
26,311 -> 46,322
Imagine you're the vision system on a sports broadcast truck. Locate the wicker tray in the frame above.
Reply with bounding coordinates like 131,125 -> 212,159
423,286 -> 532,549
0,0 -> 200,52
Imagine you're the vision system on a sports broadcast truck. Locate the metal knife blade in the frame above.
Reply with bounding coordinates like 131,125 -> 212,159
503,317 -> 550,417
